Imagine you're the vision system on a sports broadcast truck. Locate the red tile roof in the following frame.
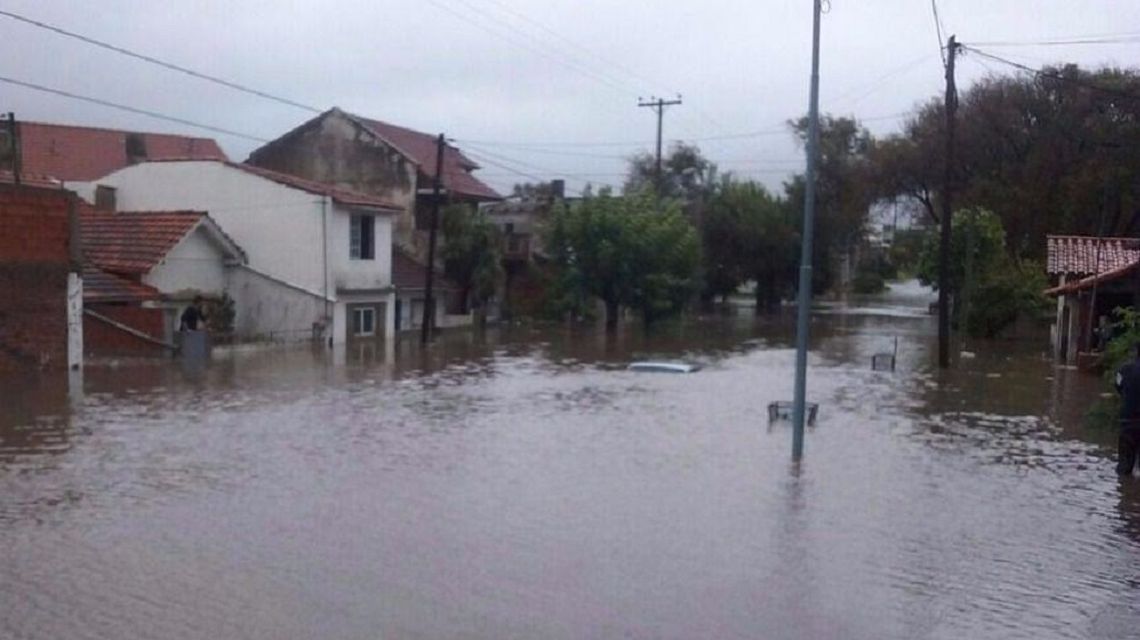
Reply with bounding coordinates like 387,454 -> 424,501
81,208 -> 206,274
352,115 -> 501,201
1046,235 -> 1140,277
392,247 -> 456,291
83,266 -> 161,303
17,121 -> 227,182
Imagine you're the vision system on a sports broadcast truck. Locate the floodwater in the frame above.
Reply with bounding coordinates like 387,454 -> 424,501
2,281 -> 1139,639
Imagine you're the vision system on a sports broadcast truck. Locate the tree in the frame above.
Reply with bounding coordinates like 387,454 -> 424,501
872,65 -> 1140,260
441,204 -> 502,318
784,115 -> 876,293
916,207 -> 1046,337
624,142 -> 719,204
544,189 -> 701,329
701,179 -> 798,311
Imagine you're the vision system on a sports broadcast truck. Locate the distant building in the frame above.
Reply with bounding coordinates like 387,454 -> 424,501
0,179 -> 82,370
482,180 -> 568,318
12,119 -> 226,182
78,159 -> 402,346
246,108 -> 501,258
391,247 -> 461,332
1044,234 -> 1140,366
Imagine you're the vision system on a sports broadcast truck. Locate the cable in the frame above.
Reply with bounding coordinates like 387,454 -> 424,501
931,0 -> 948,67
0,9 -> 321,113
0,74 -> 269,142
961,46 -> 1140,102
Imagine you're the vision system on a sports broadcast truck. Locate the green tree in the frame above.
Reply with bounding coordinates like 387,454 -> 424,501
702,179 -> 798,311
916,207 -> 1047,337
441,204 -> 503,318
624,142 -> 719,204
785,115 -> 876,294
544,189 -> 701,329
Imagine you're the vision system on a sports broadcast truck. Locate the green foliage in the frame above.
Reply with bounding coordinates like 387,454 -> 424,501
1102,307 -> 1140,382
874,65 -> 1140,259
543,189 -> 701,327
888,227 -> 927,277
784,115 -> 876,294
916,207 -> 1007,293
701,179 -> 798,309
916,208 -> 1047,337
963,261 -> 1049,338
442,204 -> 503,313
1086,307 -> 1140,430
205,293 -> 235,335
624,142 -> 718,203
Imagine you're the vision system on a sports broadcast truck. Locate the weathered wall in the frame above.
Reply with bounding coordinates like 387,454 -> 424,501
84,305 -> 166,358
228,266 -> 329,342
246,111 -> 419,245
0,185 -> 75,371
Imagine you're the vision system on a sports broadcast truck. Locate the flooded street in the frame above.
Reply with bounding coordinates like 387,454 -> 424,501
3,281 -> 1140,639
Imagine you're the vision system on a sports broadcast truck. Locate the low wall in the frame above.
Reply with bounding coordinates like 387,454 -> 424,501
84,305 -> 168,358
229,267 -> 329,342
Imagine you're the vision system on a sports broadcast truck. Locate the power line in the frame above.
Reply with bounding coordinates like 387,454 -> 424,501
965,36 -> 1140,47
0,74 -> 269,142
0,9 -> 322,113
961,45 -> 1140,102
931,0 -> 948,67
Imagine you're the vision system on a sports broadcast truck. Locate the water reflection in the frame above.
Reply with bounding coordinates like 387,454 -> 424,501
2,281 -> 1140,639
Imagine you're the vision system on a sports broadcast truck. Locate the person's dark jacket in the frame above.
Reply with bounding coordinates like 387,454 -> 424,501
1115,359 -> 1140,427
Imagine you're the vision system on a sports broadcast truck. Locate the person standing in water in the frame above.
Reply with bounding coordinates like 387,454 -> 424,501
180,296 -> 207,332
1114,343 -> 1140,476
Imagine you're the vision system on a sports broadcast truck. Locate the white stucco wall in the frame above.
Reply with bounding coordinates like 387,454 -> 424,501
229,267 -> 330,342
329,207 -> 393,292
92,161 -> 327,294
85,161 -> 396,345
144,225 -> 228,296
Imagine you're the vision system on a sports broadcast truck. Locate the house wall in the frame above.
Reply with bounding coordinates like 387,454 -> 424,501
329,207 -> 394,293
246,111 -> 419,246
144,225 -> 229,297
228,266 -> 330,342
94,161 -> 325,294
88,161 -> 395,345
0,185 -> 78,371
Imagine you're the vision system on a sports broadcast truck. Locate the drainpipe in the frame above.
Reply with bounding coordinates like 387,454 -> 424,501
322,195 -> 332,347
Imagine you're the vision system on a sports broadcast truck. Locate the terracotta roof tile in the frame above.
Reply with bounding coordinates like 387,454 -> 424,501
17,121 -> 227,182
80,207 -> 205,274
392,247 -> 456,291
1046,235 -> 1140,277
83,266 -> 161,303
353,115 -> 501,201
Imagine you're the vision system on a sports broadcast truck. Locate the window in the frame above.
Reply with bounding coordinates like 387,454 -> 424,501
352,307 -> 375,337
350,214 -> 375,260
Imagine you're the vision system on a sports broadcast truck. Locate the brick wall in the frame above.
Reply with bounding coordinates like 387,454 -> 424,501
84,305 -> 167,358
0,185 -> 75,372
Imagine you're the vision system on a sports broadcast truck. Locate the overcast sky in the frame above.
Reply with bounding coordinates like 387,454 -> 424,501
2,1 -> 1139,196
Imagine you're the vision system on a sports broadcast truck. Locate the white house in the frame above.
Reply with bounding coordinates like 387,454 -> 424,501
77,159 -> 402,345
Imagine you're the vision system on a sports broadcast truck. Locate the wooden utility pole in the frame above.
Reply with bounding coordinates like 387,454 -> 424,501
938,35 -> 958,369
638,95 -> 682,191
420,133 -> 446,345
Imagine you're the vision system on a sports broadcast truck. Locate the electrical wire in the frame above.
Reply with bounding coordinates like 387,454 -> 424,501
0,74 -> 269,142
961,45 -> 1140,102
0,9 -> 321,113
931,0 -> 948,67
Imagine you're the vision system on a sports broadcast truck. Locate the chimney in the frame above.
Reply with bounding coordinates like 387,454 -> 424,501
125,132 -> 148,165
550,179 -> 565,201
94,185 -> 117,212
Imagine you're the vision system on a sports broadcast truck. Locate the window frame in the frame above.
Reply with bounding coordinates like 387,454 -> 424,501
350,214 -> 375,260
352,307 -> 376,337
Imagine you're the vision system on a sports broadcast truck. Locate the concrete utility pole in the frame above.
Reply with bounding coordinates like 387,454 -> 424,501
638,95 -> 682,191
791,0 -> 823,461
938,35 -> 959,368
421,133 -> 446,345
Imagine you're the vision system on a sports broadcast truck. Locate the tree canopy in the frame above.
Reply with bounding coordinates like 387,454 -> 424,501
544,189 -> 701,328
